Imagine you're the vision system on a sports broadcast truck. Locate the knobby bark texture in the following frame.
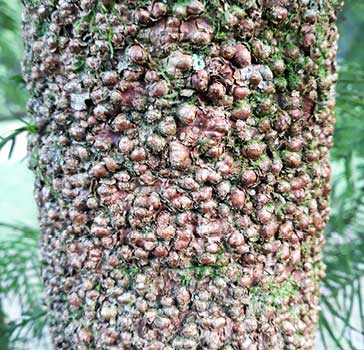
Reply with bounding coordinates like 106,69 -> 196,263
22,0 -> 342,349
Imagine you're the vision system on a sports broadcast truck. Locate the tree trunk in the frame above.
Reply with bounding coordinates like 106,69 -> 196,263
22,1 -> 342,349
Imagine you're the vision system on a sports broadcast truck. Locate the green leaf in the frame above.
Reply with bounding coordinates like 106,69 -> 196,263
0,123 -> 37,158
0,223 -> 46,347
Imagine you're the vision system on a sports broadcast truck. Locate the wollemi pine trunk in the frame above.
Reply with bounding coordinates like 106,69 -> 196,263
22,1 -> 342,349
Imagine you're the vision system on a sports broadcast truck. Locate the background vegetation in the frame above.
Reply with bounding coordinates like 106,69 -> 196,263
0,1 -> 364,349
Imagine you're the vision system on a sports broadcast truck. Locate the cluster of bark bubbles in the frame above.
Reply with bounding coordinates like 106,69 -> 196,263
22,0 -> 342,349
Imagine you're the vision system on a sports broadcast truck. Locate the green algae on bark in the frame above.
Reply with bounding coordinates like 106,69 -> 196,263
22,0 -> 342,349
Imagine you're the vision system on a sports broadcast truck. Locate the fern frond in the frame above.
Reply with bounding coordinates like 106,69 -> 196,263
0,223 -> 46,347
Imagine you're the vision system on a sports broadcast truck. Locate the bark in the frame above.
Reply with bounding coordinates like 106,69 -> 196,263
22,0 -> 342,349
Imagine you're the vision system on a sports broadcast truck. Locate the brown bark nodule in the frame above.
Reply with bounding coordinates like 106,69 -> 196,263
22,0 -> 342,349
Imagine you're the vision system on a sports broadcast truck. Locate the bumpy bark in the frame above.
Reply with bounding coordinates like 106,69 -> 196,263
23,0 -> 342,349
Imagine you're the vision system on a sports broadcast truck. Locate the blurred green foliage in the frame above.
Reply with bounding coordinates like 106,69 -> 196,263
0,224 -> 46,348
0,0 -> 27,121
313,2 -> 364,348
0,0 -> 364,349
